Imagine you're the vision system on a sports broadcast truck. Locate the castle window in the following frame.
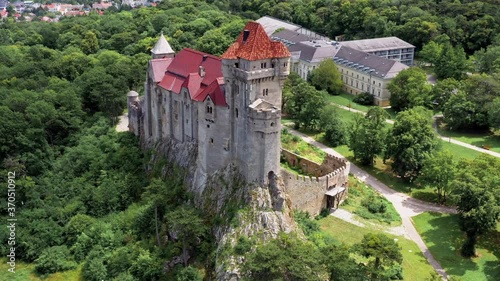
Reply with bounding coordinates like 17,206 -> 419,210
261,62 -> 267,68
271,63 -> 275,68
270,122 -> 275,127
210,138 -> 214,144
235,108 -> 239,118
234,63 -> 239,68
262,89 -> 269,96
206,106 -> 213,114
207,124 -> 210,128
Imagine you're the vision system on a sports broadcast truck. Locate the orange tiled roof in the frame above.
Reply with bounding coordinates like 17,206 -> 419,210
221,21 -> 290,61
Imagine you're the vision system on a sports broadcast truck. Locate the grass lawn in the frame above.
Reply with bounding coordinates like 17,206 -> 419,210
318,216 -> 436,281
440,139 -> 483,160
413,212 -> 500,281
281,129 -> 326,163
0,259 -> 83,281
324,92 -> 373,112
343,176 -> 401,225
436,124 -> 500,154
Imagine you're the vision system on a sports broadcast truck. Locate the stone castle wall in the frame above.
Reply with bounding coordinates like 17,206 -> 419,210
280,149 -> 350,215
281,149 -> 345,177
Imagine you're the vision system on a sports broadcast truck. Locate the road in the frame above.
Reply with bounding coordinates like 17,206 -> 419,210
335,104 -> 500,158
287,128 -> 455,280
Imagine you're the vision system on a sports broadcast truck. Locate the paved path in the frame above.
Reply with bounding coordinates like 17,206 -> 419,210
116,114 -> 129,132
334,104 -> 500,158
287,128 -> 454,280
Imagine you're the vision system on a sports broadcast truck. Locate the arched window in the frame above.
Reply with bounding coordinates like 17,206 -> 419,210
235,108 -> 239,118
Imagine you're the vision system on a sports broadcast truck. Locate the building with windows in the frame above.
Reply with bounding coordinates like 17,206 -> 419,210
340,37 -> 415,66
334,46 -> 409,106
287,40 -> 340,80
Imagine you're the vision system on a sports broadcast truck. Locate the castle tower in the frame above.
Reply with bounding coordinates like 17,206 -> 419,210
151,33 -> 175,59
221,22 -> 290,184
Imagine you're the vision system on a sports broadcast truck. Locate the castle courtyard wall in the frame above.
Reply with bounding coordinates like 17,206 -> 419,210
280,149 -> 350,216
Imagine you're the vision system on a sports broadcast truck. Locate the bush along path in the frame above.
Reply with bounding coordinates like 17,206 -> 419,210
287,128 -> 456,280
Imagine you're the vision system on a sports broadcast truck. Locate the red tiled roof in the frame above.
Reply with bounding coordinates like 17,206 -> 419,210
157,48 -> 226,106
194,77 -> 227,106
167,48 -> 222,86
222,21 -> 290,61
150,58 -> 173,82
182,73 -> 204,100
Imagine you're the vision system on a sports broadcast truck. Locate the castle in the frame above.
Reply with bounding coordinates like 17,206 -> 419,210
128,22 -> 350,214
129,22 -> 290,184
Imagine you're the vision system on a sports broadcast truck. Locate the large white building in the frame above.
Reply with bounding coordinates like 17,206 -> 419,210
334,46 -> 409,106
258,16 -> 412,106
340,37 -> 415,66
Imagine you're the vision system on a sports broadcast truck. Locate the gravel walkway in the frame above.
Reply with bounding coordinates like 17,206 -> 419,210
116,114 -> 129,132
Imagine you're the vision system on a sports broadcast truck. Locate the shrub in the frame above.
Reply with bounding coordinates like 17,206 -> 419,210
362,195 -> 387,214
176,266 -> 203,281
353,92 -> 374,105
234,236 -> 253,255
294,210 -> 320,236
35,246 -> 77,274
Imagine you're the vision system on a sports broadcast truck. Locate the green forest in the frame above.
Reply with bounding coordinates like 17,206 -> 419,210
0,0 -> 499,280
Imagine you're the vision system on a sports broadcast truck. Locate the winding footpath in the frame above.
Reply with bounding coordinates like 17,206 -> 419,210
287,128 -> 456,280
335,104 -> 500,158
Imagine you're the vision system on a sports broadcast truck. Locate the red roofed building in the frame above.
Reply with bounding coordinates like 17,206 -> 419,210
129,21 -> 290,183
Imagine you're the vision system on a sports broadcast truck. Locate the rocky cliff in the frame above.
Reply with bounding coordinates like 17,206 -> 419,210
145,139 -> 297,280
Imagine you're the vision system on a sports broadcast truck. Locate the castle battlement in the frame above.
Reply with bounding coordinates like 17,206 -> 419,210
280,148 -> 350,215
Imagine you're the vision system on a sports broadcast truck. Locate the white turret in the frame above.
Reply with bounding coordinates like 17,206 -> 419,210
151,33 -> 175,59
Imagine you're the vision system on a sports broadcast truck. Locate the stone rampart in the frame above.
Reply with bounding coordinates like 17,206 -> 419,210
280,149 -> 350,215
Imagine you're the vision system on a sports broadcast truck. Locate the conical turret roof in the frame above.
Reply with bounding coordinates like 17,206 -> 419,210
151,33 -> 174,55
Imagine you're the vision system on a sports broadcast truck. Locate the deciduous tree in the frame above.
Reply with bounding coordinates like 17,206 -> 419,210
349,107 -> 389,166
385,107 -> 439,181
355,233 -> 403,280
319,106 -> 347,147
388,67 -> 431,112
453,155 -> 500,257
309,59 -> 343,95
418,150 -> 456,203
286,82 -> 327,129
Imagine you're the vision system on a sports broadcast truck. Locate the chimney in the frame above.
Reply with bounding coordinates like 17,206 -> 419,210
243,30 -> 250,43
199,66 -> 205,77
203,54 -> 208,61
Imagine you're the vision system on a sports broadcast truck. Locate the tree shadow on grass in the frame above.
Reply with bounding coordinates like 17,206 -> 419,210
480,229 -> 500,280
420,213 -> 479,277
